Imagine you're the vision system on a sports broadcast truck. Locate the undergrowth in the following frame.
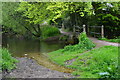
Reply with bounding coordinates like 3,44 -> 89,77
0,48 -> 18,72
71,46 -> 119,78
48,32 -> 95,67
40,25 -> 60,39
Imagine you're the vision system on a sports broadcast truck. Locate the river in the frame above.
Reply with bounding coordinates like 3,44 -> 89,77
2,37 -> 74,73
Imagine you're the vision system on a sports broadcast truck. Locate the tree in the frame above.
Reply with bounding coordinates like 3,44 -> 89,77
17,2 -> 92,25
91,2 -> 120,38
2,2 -> 41,37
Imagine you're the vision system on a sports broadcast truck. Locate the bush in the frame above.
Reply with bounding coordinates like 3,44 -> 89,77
78,32 -> 95,49
0,48 -> 18,71
40,25 -> 60,39
62,32 -> 95,52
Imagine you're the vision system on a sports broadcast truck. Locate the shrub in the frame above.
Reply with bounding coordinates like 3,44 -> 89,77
62,32 -> 95,52
78,32 -> 95,49
0,48 -> 18,71
40,25 -> 60,39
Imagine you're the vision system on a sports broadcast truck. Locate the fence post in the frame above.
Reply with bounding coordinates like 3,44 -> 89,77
83,24 -> 86,32
73,25 -> 76,33
101,25 -> 104,38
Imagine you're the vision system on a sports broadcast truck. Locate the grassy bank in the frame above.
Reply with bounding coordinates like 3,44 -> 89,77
0,48 -> 18,72
72,46 -> 118,78
48,32 -> 95,66
48,33 -> 119,78
48,45 -> 118,78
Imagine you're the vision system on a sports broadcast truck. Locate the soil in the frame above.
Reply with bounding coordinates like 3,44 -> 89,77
2,57 -> 74,78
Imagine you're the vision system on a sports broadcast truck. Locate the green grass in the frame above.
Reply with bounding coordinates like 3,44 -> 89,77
48,46 -> 87,66
48,32 -> 95,66
99,37 -> 120,43
48,46 -> 119,78
0,48 -> 18,71
48,32 -> 118,78
72,46 -> 119,78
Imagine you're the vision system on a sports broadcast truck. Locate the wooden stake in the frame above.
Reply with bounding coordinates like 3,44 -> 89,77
101,25 -> 104,38
83,24 -> 86,32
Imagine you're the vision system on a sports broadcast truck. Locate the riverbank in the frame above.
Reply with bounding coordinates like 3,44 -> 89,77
3,57 -> 74,78
48,34 -> 119,78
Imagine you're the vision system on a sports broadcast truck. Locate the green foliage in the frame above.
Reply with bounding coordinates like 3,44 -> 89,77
17,2 -> 51,24
78,32 -> 95,49
49,45 -> 118,78
17,2 -> 92,24
2,2 -> 29,35
48,33 -> 95,66
0,48 -> 18,71
40,25 -> 60,39
99,37 -> 120,43
62,32 -> 95,52
91,2 -> 120,38
72,46 -> 118,78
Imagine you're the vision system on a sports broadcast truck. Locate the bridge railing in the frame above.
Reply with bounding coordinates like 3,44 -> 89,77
73,25 -> 84,33
73,25 -> 104,38
88,25 -> 104,38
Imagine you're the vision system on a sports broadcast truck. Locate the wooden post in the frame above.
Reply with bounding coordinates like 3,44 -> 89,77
83,24 -> 86,32
101,25 -> 104,38
73,25 -> 76,33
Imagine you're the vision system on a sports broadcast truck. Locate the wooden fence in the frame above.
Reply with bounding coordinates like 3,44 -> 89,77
73,25 -> 85,33
88,25 -> 104,38
73,25 -> 104,38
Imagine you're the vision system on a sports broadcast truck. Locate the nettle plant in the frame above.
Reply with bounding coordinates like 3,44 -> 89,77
0,48 -> 18,71
62,32 -> 95,52
78,32 -> 95,49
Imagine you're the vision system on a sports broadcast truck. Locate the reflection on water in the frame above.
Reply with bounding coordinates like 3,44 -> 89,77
2,37 -> 74,73
3,37 -> 65,57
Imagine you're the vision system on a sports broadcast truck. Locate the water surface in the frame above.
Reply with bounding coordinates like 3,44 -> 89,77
3,37 -> 74,73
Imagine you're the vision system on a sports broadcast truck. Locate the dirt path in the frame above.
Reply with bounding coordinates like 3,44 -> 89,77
60,29 -> 119,47
89,37 -> 119,48
65,37 -> 119,66
3,57 -> 74,78
59,29 -> 73,36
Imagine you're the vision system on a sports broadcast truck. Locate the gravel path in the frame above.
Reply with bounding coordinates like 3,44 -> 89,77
3,57 -> 74,78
